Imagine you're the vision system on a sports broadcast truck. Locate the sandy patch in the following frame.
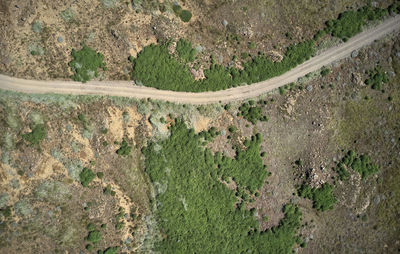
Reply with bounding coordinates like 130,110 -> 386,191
194,115 -> 210,133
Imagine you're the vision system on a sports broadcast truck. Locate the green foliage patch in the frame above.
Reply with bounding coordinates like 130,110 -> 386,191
176,38 -> 196,62
238,101 -> 268,124
131,5 -> 392,92
86,230 -> 101,244
298,183 -> 337,211
143,119 -> 302,253
69,44 -> 106,83
22,124 -> 46,145
79,167 -> 96,187
324,6 -> 387,41
365,66 -> 389,90
131,40 -> 315,92
336,150 -> 379,179
172,4 -> 192,22
116,138 -> 132,156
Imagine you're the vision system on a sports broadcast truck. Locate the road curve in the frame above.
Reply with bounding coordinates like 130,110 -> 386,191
1,16 -> 400,104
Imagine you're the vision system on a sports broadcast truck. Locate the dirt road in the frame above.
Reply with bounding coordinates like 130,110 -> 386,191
1,16 -> 400,104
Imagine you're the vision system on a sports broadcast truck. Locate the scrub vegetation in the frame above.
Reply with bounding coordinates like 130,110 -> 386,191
143,120 -> 303,253
298,183 -> 337,212
131,5 -> 390,92
69,44 -> 106,83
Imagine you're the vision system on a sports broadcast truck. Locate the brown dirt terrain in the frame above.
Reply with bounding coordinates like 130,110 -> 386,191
0,0 -> 392,81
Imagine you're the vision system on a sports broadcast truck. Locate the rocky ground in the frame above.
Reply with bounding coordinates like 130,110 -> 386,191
0,3 -> 399,253
0,0 -> 386,81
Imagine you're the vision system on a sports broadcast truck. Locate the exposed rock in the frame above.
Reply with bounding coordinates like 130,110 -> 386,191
351,72 -> 364,86
0,193 -> 9,208
195,45 -> 204,53
57,36 -> 64,43
191,68 -> 205,80
222,19 -> 228,27
351,50 -> 358,58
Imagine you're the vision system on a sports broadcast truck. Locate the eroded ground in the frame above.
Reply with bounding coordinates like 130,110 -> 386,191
0,32 -> 399,253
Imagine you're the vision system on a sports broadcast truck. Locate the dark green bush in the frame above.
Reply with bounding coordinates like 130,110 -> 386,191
79,168 -> 96,187
179,10 -> 192,22
104,247 -> 120,254
176,38 -> 196,62
143,119 -> 302,253
69,44 -> 106,83
86,230 -> 101,244
320,67 -> 330,77
324,6 -> 387,41
298,183 -> 337,211
22,124 -> 46,145
238,102 -> 268,124
116,139 -> 132,156
365,66 -> 389,90
97,172 -> 104,179
130,5 -> 390,92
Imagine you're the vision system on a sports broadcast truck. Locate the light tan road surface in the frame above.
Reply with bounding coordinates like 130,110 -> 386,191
1,16 -> 400,104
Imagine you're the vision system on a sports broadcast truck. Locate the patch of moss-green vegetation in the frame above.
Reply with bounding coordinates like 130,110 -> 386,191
98,246 -> 120,254
172,4 -> 192,22
198,126 -> 220,142
143,119 -> 302,253
131,5 -> 393,92
324,6 -> 387,41
22,124 -> 46,145
320,67 -> 331,77
132,39 -> 315,92
238,101 -> 268,124
365,66 -> 389,90
79,167 -> 96,187
116,138 -> 132,156
69,44 -> 106,83
298,183 -> 337,211
335,150 -> 379,179
86,230 -> 101,244
176,38 -> 196,62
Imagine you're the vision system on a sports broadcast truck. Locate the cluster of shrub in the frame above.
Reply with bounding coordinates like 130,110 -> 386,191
143,119 -> 303,253
69,44 -> 106,83
335,150 -> 379,180
130,4 -> 391,92
238,100 -> 268,124
298,150 -> 379,212
298,183 -> 337,211
365,66 -> 389,90
172,3 -> 192,22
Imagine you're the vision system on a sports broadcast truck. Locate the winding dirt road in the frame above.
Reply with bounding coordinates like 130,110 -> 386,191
1,16 -> 400,104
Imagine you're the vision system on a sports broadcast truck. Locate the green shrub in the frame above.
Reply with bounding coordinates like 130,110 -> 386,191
87,223 -> 96,231
97,172 -> 104,179
176,38 -> 196,62
172,4 -> 182,14
365,66 -> 389,90
86,244 -> 94,251
320,67 -> 330,77
351,154 -> 378,178
239,102 -> 268,124
143,119 -> 302,252
324,6 -> 387,41
179,10 -> 192,22
104,247 -> 120,254
79,167 -> 96,187
69,44 -> 106,83
86,230 -> 101,244
22,124 -> 46,145
298,183 -> 337,211
130,5 -> 390,92
116,139 -> 132,156
228,125 -> 237,133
